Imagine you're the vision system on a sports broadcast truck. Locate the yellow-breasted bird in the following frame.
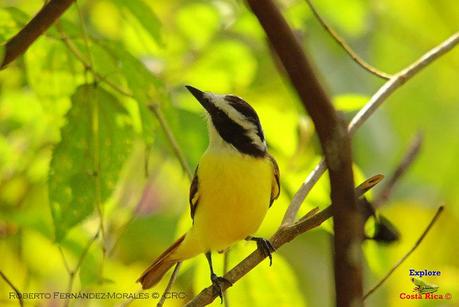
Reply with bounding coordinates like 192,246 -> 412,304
137,86 -> 280,300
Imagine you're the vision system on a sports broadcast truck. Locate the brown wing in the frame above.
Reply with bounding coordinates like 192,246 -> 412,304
189,165 -> 199,220
267,154 -> 280,207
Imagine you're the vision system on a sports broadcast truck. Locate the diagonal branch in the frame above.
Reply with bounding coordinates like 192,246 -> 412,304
1,0 -> 75,69
304,0 -> 392,80
246,1 -> 360,305
185,208 -> 332,307
282,32 -> 459,226
0,270 -> 23,307
185,175 -> 382,306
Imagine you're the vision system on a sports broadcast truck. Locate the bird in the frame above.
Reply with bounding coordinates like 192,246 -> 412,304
137,85 -> 280,301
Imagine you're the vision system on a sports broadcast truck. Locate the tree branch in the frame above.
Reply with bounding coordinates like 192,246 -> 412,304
374,132 -> 423,207
282,32 -> 459,226
246,1 -> 360,305
185,175 -> 382,306
185,209 -> 331,307
1,0 -> 75,69
363,206 -> 444,300
304,0 -> 392,80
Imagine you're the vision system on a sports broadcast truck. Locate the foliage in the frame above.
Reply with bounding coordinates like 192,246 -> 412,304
0,0 -> 458,306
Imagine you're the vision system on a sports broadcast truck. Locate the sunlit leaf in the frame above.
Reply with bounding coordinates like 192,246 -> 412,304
104,41 -> 165,132
89,1 -> 122,39
184,39 -> 257,92
0,7 -> 26,42
49,84 -> 133,241
176,2 -> 220,49
314,0 -> 368,37
115,0 -> 162,45
25,38 -> 83,98
80,239 -> 104,286
3,7 -> 29,25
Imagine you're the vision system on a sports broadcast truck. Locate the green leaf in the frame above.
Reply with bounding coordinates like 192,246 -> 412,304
49,84 -> 133,241
115,0 -> 162,45
0,7 -> 27,42
176,3 -> 220,49
184,39 -> 257,92
25,38 -> 82,98
4,7 -> 29,26
80,239 -> 104,287
97,41 -> 164,143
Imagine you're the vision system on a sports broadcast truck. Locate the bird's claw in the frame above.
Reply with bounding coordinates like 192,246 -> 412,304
211,273 -> 232,304
253,237 -> 275,266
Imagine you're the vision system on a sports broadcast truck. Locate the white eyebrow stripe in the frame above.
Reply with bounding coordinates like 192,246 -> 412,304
204,93 -> 267,151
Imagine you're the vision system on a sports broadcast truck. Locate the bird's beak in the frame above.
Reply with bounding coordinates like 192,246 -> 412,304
185,85 -> 212,112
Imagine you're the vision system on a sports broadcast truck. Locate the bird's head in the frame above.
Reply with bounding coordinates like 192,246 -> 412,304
186,85 -> 266,157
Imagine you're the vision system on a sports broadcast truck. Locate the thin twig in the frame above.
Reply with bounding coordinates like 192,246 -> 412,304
0,271 -> 23,307
56,25 -> 133,97
148,105 -> 193,179
223,251 -> 230,307
75,0 -> 94,68
0,0 -> 75,68
58,246 -> 72,274
363,206 -> 444,300
60,230 -> 100,307
374,132 -> 423,207
282,32 -> 459,226
348,32 -> 459,135
156,262 -> 182,307
304,0 -> 392,80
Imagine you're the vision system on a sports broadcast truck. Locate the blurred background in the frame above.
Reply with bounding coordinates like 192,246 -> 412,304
0,0 -> 458,306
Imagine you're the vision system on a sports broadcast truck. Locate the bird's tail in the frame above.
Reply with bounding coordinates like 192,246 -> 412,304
137,234 -> 186,289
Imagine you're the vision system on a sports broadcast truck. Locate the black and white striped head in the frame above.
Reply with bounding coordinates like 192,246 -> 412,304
186,85 -> 267,157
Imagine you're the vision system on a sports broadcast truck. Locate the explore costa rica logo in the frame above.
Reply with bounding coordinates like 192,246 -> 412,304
411,277 -> 438,295
399,269 -> 452,300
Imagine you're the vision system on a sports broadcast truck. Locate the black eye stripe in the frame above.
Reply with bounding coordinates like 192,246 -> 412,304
225,95 -> 258,120
225,95 -> 265,143
210,108 -> 265,157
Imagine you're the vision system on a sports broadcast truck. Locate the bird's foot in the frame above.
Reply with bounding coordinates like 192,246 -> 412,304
248,236 -> 275,266
210,273 -> 232,304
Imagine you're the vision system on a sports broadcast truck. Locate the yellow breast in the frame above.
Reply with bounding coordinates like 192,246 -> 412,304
191,150 -> 273,251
